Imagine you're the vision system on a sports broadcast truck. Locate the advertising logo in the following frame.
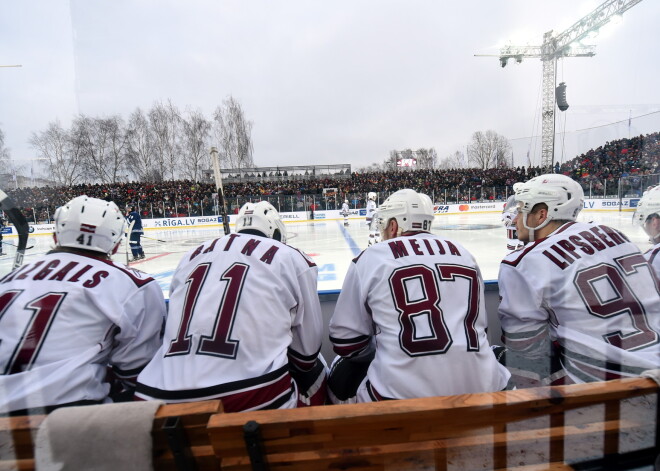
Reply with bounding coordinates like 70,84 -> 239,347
459,205 -> 470,212
359,209 -> 367,216
433,205 -> 449,214
315,213 -> 326,219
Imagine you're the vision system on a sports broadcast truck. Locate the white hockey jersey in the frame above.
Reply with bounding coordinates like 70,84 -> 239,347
329,232 -> 510,400
341,202 -> 350,216
643,242 -> 660,280
498,222 -> 660,384
0,251 -> 166,414
135,233 -> 323,412
366,200 -> 377,222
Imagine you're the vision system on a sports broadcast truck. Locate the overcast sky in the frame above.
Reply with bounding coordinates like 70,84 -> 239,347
1,0 -> 659,173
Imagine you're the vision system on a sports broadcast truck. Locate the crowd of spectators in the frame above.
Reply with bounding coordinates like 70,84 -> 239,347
6,132 -> 659,223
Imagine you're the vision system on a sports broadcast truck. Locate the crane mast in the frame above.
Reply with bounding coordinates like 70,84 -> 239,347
495,0 -> 643,169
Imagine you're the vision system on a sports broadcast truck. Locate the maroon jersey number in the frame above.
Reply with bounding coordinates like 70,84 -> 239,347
166,262 -> 248,359
389,264 -> 480,357
0,291 -> 67,374
574,256 -> 659,351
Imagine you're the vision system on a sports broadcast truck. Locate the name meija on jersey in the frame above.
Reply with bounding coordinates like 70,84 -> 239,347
387,237 -> 462,259
188,233 -> 280,265
542,225 -> 629,270
0,259 -> 109,287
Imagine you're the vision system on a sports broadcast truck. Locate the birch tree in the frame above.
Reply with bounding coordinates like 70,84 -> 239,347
213,96 -> 254,170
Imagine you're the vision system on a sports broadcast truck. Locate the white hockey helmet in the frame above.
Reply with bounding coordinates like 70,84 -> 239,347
368,192 -> 377,201
377,189 -> 434,235
344,199 -> 349,204
54,195 -> 126,255
633,185 -> 660,228
235,201 -> 287,243
516,173 -> 583,222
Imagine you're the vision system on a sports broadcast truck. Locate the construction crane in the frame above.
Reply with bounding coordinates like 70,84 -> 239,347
484,0 -> 643,169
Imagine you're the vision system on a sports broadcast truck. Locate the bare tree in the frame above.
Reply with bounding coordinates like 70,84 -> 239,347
467,130 -> 512,169
126,107 -> 159,182
74,115 -> 127,183
181,108 -> 211,181
414,148 -> 437,169
213,96 -> 254,170
30,121 -> 84,186
438,150 -> 468,169
150,100 -> 182,180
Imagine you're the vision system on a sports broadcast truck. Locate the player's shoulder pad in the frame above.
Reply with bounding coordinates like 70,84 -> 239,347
99,259 -> 157,288
290,246 -> 317,268
501,239 -> 545,268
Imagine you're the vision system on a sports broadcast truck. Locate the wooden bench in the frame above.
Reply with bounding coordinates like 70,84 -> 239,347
207,378 -> 659,471
0,400 -> 222,471
0,379 -> 657,470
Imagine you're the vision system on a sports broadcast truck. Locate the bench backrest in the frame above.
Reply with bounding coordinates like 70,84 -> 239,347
206,378 -> 659,471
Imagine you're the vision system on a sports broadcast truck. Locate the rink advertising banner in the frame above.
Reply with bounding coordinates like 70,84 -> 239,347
5,199 -> 639,237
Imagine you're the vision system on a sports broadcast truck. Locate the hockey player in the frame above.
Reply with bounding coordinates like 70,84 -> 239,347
328,189 -> 511,403
502,183 -> 525,251
633,185 -> 660,278
0,214 -> 5,256
127,206 -> 145,261
341,199 -> 350,226
497,174 -> 660,387
366,192 -> 380,246
0,196 -> 166,415
135,201 -> 327,411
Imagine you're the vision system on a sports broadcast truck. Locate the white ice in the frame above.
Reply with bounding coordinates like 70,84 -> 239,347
0,211 -> 651,298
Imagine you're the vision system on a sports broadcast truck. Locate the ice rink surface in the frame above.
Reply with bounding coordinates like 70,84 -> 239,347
0,211 -> 651,298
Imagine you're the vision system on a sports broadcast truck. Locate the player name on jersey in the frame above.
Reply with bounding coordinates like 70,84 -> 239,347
540,224 -> 628,270
386,237 -> 463,259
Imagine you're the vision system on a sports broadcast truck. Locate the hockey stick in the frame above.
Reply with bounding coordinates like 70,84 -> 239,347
142,234 -> 167,243
0,189 -> 30,269
210,146 -> 231,235
125,220 -> 135,265
3,240 -> 35,250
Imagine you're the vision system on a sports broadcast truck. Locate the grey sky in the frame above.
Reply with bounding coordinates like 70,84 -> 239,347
1,0 -> 659,173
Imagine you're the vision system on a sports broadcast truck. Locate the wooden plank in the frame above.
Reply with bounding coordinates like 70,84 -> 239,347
218,418 -> 643,470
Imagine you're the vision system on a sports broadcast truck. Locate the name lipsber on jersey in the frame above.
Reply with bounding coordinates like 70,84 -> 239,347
543,225 -> 629,270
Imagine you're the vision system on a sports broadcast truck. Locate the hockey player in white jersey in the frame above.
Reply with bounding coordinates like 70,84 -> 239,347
633,185 -> 660,279
328,189 -> 510,403
0,196 -> 166,415
135,201 -> 326,411
341,199 -> 350,226
366,192 -> 380,246
498,174 -> 660,387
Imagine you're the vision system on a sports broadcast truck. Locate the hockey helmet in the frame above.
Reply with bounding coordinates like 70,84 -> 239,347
235,201 -> 287,243
344,199 -> 349,204
377,189 -> 434,235
54,195 -> 126,255
515,174 -> 583,234
368,192 -> 377,201
634,185 -> 660,229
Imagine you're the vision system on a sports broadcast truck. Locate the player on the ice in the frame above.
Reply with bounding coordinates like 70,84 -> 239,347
497,174 -> 660,387
328,189 -> 511,403
633,184 -> 660,278
366,192 -> 380,246
0,195 -> 166,414
0,214 -> 5,256
135,201 -> 327,410
341,199 -> 350,226
127,206 -> 145,261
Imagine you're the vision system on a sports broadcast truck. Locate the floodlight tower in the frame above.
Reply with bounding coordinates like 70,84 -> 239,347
495,0 -> 643,169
